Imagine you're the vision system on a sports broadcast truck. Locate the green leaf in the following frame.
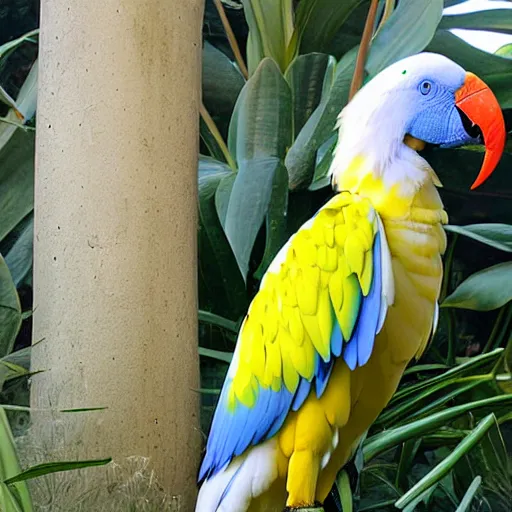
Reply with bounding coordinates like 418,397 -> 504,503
229,58 -> 292,164
308,135 -> 337,190
366,0 -> 443,76
440,9 -> 512,34
4,458 -> 112,486
391,349 -> 502,403
454,476 -> 482,512
400,483 -> 439,512
215,173 -> 236,228
335,470 -> 352,512
285,49 -> 356,189
0,255 -> 21,358
0,128 -> 35,243
198,160 -> 247,318
0,409 -> 33,511
296,0 -> 364,55
254,162 -> 289,279
202,42 -> 245,124
0,482 -> 24,512
285,53 -> 331,137
395,414 -> 496,509
445,223 -> 512,253
396,439 -> 422,491
363,394 -> 512,462
428,30 -> 512,108
442,262 -> 512,311
242,0 -> 295,73
198,347 -> 233,363
0,29 -> 38,64
198,310 -> 239,333
225,157 -> 284,279
495,43 -> 512,58
4,215 -> 33,287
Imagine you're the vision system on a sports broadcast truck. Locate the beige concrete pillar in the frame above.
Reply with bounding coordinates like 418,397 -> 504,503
31,0 -> 203,506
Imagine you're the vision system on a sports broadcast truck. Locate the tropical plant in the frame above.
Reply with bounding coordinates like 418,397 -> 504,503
198,1 -> 512,510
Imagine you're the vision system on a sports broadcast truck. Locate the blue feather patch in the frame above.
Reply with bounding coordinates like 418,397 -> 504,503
292,378 -> 311,411
343,232 -> 382,370
198,381 -> 293,481
330,321 -> 343,357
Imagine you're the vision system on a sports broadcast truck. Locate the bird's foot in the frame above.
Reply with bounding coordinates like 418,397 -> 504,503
283,502 -> 324,511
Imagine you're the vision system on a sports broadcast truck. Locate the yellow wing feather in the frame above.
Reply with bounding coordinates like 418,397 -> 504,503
230,191 -> 379,406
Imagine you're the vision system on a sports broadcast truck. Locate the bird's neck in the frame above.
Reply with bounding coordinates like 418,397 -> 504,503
332,142 -> 446,224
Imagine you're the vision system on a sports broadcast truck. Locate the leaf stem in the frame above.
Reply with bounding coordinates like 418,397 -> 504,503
213,0 -> 249,79
349,0 -> 379,101
199,102 -> 237,170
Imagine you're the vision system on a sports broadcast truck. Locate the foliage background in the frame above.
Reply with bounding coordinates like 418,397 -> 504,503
0,0 -> 512,511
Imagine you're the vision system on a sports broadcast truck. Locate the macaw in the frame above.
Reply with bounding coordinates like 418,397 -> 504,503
196,53 -> 506,512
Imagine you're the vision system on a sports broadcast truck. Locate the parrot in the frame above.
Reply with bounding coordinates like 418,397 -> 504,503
195,52 -> 506,512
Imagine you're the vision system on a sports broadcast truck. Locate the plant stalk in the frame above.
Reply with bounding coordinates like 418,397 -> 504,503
200,102 -> 237,170
213,0 -> 249,79
349,0 -> 379,101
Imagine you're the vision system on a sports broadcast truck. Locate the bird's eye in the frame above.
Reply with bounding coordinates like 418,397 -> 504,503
420,80 -> 432,95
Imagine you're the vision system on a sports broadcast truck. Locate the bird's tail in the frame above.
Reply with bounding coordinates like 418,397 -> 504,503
195,440 -> 283,512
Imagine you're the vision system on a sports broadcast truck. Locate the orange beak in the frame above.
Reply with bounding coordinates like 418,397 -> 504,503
455,72 -> 506,189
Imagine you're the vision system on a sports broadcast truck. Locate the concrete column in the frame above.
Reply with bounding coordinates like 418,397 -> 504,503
31,0 -> 203,506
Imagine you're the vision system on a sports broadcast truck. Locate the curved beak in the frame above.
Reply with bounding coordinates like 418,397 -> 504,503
455,72 -> 506,189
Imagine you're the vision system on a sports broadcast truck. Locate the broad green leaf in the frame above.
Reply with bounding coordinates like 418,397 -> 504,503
428,30 -> 512,108
5,215 -> 33,287
202,42 -> 245,124
439,9 -> 512,34
442,262 -> 512,311
4,458 -> 112,485
198,347 -> 233,363
0,255 -> 21,358
285,49 -> 356,189
296,0 -> 364,55
363,394 -> 512,461
198,162 -> 247,318
366,0 -> 443,76
395,414 -> 496,509
228,58 -> 292,164
0,128 -> 35,243
225,157 -> 284,279
254,162 -> 289,279
215,173 -> 236,228
308,134 -> 337,190
285,53 -> 331,136
0,409 -> 33,511
242,0 -> 295,73
454,476 -> 482,512
198,155 -> 232,178
445,223 -> 512,252
495,43 -> 512,58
